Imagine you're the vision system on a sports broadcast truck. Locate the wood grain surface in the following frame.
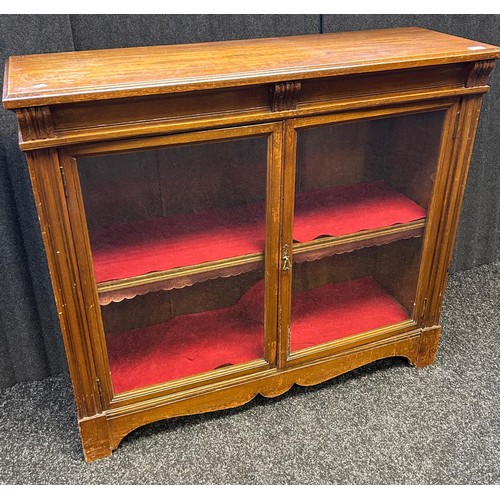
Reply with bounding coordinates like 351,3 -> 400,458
4,27 -> 500,108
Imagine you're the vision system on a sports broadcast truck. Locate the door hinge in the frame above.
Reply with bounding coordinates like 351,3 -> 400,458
96,377 -> 105,408
59,165 -> 69,198
287,326 -> 291,356
421,298 -> 428,319
452,110 -> 461,140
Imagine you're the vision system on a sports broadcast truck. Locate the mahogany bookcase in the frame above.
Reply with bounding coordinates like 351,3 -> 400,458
3,27 -> 499,461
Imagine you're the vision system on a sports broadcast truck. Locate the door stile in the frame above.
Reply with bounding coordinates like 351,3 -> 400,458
410,101 -> 461,327
60,154 -> 115,409
418,96 -> 486,327
277,119 -> 298,368
264,122 -> 285,367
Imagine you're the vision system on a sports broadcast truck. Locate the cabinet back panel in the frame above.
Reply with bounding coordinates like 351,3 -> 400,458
372,237 -> 423,315
296,121 -> 372,191
292,236 -> 423,317
78,151 -> 162,228
380,111 -> 445,209
296,110 -> 445,210
292,249 -> 376,293
78,137 -> 267,229
156,137 -> 267,216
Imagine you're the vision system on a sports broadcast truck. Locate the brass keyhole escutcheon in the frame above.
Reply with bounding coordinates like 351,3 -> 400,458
282,244 -> 291,271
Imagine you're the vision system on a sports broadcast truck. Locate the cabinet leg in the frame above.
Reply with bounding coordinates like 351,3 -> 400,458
414,325 -> 441,367
78,413 -> 112,462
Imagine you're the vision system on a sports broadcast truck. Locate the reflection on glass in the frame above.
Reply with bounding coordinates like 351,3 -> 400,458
77,137 -> 269,392
101,270 -> 265,393
290,111 -> 445,352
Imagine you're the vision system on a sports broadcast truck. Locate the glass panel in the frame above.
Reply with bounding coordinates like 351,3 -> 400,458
100,269 -> 265,393
290,110 -> 445,352
76,136 -> 268,392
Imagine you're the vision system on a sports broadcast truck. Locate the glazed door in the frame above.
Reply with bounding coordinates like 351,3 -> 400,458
61,123 -> 282,399
280,103 -> 456,365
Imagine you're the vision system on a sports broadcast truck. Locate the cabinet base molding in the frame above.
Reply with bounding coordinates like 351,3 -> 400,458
414,325 -> 442,367
78,413 -> 112,462
76,326 -> 435,462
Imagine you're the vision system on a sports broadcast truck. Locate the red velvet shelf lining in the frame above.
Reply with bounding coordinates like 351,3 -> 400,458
289,276 -> 409,351
107,276 -> 409,393
90,180 -> 426,284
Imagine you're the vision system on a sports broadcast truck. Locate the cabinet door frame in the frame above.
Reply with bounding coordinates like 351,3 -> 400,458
57,121 -> 284,411
279,98 -> 461,368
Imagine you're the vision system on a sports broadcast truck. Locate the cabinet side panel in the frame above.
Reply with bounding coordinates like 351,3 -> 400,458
25,149 -> 103,419
425,96 -> 485,325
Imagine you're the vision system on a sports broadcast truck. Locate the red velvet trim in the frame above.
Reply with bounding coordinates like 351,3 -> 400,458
107,276 -> 409,393
91,181 -> 426,283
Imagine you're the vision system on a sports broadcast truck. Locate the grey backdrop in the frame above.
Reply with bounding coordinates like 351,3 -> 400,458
0,15 -> 499,389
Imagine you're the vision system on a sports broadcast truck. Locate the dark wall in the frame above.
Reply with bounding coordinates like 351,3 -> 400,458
0,16 -> 75,388
0,15 -> 499,388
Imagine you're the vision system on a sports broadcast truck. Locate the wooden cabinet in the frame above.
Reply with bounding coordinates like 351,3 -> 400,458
3,27 -> 499,462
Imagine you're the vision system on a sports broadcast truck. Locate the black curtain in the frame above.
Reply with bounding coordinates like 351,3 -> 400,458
0,14 -> 499,389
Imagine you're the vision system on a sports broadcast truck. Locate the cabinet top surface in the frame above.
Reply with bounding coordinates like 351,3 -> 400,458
3,27 -> 500,109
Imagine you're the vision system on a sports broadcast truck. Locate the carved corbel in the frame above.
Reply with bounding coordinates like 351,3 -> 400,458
270,81 -> 302,112
465,60 -> 496,88
15,106 -> 55,141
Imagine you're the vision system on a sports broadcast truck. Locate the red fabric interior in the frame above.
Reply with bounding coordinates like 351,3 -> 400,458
90,181 -> 426,283
290,276 -> 409,351
107,276 -> 409,393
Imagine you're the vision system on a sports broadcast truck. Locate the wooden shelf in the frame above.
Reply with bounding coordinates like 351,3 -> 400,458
293,219 -> 425,264
98,254 -> 264,306
94,180 -> 427,305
